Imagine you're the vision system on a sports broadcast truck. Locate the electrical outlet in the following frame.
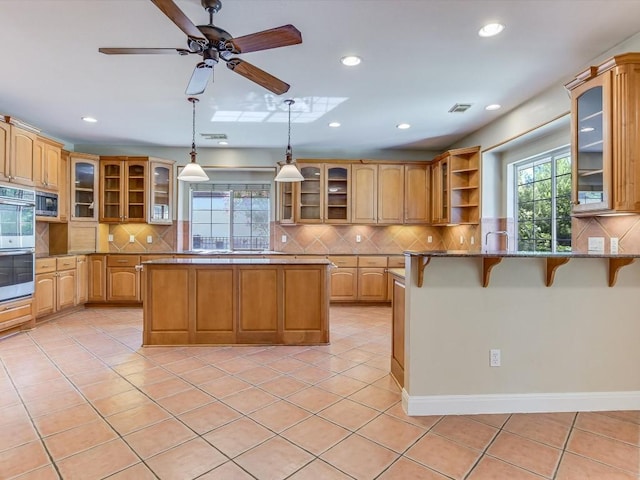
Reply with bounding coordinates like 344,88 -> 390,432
129,235 -> 135,243
588,237 -> 605,253
470,237 -> 475,245
427,235 -> 433,243
281,235 -> 287,243
146,235 -> 153,244
108,234 -> 114,242
459,235 -> 464,245
490,349 -> 501,367
356,235 -> 361,243
610,237 -> 619,254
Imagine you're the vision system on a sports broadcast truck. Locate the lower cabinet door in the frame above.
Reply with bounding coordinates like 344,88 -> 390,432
357,268 -> 387,301
35,273 -> 56,317
107,268 -> 140,302
57,270 -> 76,310
330,267 -> 357,301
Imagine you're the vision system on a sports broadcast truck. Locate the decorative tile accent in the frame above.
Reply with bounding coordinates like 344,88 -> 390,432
108,224 -> 176,253
573,215 -> 640,253
35,222 -> 49,256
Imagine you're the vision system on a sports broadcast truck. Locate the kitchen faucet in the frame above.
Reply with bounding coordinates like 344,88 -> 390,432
485,230 -> 510,251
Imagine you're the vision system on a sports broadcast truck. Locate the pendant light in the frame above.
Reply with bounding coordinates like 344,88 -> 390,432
177,97 -> 209,182
274,99 -> 304,182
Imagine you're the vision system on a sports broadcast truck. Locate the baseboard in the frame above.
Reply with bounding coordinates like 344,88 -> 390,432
402,389 -> 640,416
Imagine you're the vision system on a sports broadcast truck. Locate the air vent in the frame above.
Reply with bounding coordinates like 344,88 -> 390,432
448,103 -> 473,113
200,133 -> 228,140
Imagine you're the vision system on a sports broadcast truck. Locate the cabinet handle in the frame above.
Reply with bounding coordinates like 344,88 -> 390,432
3,305 -> 20,312
135,265 -> 143,271
116,259 -> 128,263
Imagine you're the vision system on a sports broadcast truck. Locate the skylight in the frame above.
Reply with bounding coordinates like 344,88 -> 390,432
211,96 -> 348,123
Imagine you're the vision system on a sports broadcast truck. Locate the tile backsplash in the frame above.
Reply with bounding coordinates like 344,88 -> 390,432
107,223 -> 176,252
573,215 -> 640,253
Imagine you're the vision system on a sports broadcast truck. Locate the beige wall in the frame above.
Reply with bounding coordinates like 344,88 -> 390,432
404,255 -> 640,414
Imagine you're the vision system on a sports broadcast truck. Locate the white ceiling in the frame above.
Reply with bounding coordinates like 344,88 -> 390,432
1,0 -> 640,153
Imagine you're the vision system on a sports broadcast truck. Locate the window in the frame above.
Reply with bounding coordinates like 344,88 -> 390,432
515,148 -> 571,252
190,184 -> 270,251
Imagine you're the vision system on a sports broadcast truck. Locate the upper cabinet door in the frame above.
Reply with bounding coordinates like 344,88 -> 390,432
297,164 -> 323,223
0,121 -> 9,183
148,159 -> 173,225
10,126 -> 36,187
351,164 -> 377,224
570,72 -> 611,213
404,164 -> 430,224
325,164 -> 350,224
71,154 -> 99,221
100,159 -> 124,222
278,180 -> 295,224
125,160 -> 147,222
378,164 -> 404,224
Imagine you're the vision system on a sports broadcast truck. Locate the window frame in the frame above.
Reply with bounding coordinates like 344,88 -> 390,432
513,146 -> 572,253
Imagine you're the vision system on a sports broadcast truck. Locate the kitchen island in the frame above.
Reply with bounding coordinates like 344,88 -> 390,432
398,251 -> 640,416
141,257 -> 330,346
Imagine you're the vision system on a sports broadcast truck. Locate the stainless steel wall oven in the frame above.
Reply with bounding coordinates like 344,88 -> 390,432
0,185 -> 35,302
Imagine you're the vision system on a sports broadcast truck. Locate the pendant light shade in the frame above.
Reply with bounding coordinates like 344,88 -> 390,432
178,97 -> 209,182
275,99 -> 303,182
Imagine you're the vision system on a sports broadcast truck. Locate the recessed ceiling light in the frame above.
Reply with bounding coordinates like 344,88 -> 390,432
81,116 -> 97,123
341,55 -> 361,66
218,141 -> 228,145
485,104 -> 501,111
580,127 -> 595,133
396,123 -> 411,130
478,23 -> 505,37
328,122 -> 341,128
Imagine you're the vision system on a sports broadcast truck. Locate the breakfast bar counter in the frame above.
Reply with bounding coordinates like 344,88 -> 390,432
141,257 -> 331,346
397,250 -> 640,417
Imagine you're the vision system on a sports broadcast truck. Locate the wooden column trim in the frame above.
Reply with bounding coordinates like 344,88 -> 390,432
546,257 -> 570,287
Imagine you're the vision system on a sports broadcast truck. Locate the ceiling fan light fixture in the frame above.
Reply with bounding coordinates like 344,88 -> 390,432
340,55 -> 361,66
275,99 -> 304,182
478,23 -> 505,37
178,97 -> 209,182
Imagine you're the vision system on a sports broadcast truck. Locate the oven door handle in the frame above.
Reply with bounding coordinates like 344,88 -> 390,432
0,248 -> 35,256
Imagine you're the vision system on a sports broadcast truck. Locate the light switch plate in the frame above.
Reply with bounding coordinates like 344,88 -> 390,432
147,235 -> 153,244
129,235 -> 135,243
356,235 -> 361,243
108,234 -> 114,242
610,237 -> 619,254
427,236 -> 433,243
281,235 -> 287,243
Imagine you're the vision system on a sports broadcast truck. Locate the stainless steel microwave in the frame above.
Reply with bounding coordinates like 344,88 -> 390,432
36,191 -> 58,217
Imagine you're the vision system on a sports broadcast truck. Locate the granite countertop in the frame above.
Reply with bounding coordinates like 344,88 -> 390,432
388,268 -> 405,278
142,257 -> 332,265
404,250 -> 640,258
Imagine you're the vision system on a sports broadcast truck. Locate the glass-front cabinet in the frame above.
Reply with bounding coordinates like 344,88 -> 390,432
148,159 -> 174,225
70,153 -> 99,221
570,73 -> 609,213
278,181 -> 295,224
297,164 -> 322,223
566,53 -> 640,215
325,164 -> 350,223
99,156 -> 147,223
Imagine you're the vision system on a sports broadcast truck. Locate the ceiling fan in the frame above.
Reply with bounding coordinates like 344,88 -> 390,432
99,0 -> 302,95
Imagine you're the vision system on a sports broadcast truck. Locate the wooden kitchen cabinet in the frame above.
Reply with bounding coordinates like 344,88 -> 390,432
76,255 -> 88,305
34,256 -> 77,318
378,164 -> 404,224
148,158 -> 174,224
431,146 -> 480,225
278,180 -> 295,224
58,150 -> 69,222
328,256 -> 358,301
71,153 -> 100,221
351,164 -> 378,223
88,254 -> 107,303
0,119 -> 37,187
566,53 -> 640,215
325,164 -> 350,223
390,273 -> 406,387
99,156 -> 147,223
357,256 -> 388,301
297,163 -> 323,223
0,297 -> 34,336
404,164 -> 431,223
106,255 -> 141,302
34,136 -> 63,192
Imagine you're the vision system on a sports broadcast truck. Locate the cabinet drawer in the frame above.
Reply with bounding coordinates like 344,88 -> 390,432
387,256 -> 405,268
56,256 -> 77,271
107,255 -> 141,267
35,258 -> 56,274
0,298 -> 33,331
358,256 -> 388,267
328,256 -> 357,268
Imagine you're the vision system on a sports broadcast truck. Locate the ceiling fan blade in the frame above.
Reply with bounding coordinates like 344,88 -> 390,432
99,48 -> 189,55
227,25 -> 302,54
186,62 -> 213,95
226,58 -> 290,95
149,0 -> 203,39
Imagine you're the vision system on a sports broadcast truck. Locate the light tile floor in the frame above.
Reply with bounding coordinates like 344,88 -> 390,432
0,305 -> 639,479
